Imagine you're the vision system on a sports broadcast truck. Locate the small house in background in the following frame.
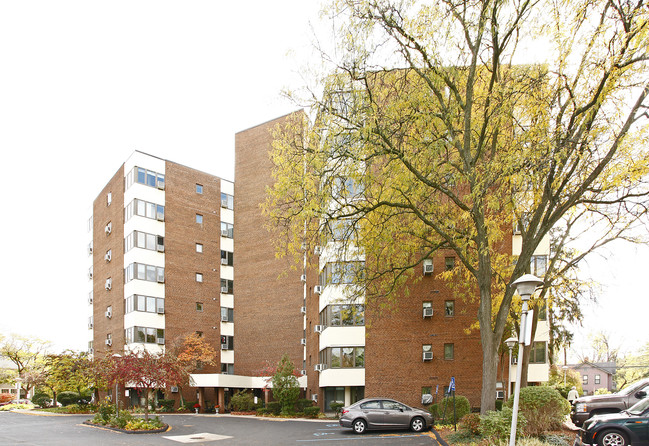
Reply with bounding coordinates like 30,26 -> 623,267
568,361 -> 616,395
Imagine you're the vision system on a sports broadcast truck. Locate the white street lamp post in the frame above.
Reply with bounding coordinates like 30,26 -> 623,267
14,377 -> 22,405
505,337 -> 517,401
509,274 -> 544,446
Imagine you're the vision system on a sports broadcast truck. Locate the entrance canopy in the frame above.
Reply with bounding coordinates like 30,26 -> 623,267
189,373 -> 307,389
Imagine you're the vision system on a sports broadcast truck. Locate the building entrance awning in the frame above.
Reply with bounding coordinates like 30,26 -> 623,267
189,373 -> 307,389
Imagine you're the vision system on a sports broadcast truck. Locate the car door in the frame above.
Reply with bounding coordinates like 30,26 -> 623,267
359,400 -> 385,428
381,400 -> 411,428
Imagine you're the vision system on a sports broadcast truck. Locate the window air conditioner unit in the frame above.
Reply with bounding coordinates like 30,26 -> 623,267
105,278 -> 112,290
423,307 -> 434,318
221,314 -> 229,322
221,257 -> 228,265
156,308 -> 164,314
105,339 -> 112,346
105,310 -> 112,319
88,271 -> 93,280
221,344 -> 228,350
314,246 -> 322,256
314,325 -> 324,333
496,390 -> 505,399
157,275 -> 165,284
157,244 -> 164,253
423,352 -> 433,361
423,263 -> 434,275
301,242 -> 307,251
156,213 -> 164,222
170,386 -> 179,393
314,285 -> 322,294
300,338 -> 306,346
300,306 -> 306,314
300,369 -> 306,376
311,394 -> 318,402
314,364 -> 325,372
157,181 -> 165,190
88,322 -> 93,329
221,229 -> 229,237
89,348 -> 94,354
105,251 -> 111,262
300,274 -> 307,282
105,222 -> 112,234
88,296 -> 93,304
156,338 -> 165,345
221,286 -> 229,294
88,244 -> 93,255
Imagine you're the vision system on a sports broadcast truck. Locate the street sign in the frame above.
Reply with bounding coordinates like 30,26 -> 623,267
449,377 -> 456,392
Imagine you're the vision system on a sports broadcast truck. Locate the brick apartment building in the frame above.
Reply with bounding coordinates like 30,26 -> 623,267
87,151 -> 234,406
88,122 -> 550,412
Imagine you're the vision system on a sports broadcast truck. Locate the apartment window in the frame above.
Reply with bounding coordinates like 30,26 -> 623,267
320,347 -> 364,368
221,250 -> 234,266
325,219 -> 357,242
422,386 -> 432,396
530,255 -> 547,276
320,261 -> 365,285
125,199 -> 164,222
107,192 -> 112,206
529,341 -> 547,364
196,184 -> 203,194
221,307 -> 234,322
125,231 -> 164,253
196,214 -> 203,224
444,343 -> 454,360
196,302 -> 204,312
445,300 -> 455,316
445,257 -> 455,271
106,333 -> 112,344
221,192 -> 233,210
221,363 -> 234,374
125,295 -> 164,314
195,331 -> 203,337
319,305 -> 364,326
124,263 -> 164,284
595,374 -> 601,384
221,279 -> 233,294
583,375 -> 588,385
333,176 -> 364,201
196,273 -> 203,283
196,243 -> 203,253
221,335 -> 234,350
538,301 -> 547,321
221,222 -> 233,238
124,327 -> 165,345
126,166 -> 165,190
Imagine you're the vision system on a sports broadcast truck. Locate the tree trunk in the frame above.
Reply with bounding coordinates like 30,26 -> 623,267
144,388 -> 150,421
480,335 -> 499,413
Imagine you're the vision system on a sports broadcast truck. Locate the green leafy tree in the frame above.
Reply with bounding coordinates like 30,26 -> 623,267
41,351 -> 94,405
271,354 -> 300,415
616,342 -> 649,389
0,334 -> 51,397
265,0 -> 649,412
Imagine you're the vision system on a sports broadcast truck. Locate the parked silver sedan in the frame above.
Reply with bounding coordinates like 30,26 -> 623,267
339,398 -> 434,434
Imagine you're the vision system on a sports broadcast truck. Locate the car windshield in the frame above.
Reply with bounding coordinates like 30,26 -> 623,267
628,397 -> 649,415
618,380 -> 649,396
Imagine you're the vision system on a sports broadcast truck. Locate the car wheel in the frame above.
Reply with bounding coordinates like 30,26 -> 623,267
352,419 -> 367,434
598,429 -> 629,446
410,416 -> 425,432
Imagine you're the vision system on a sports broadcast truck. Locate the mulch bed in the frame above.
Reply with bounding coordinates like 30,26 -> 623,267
81,420 -> 169,434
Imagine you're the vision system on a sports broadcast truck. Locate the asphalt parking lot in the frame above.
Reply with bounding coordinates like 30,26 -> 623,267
0,411 -> 445,446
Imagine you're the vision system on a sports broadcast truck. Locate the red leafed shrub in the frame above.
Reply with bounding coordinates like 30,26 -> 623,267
0,394 -> 15,404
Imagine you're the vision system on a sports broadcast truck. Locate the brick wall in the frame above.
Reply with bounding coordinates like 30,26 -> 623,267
164,162 -> 222,374
93,166 -> 125,356
234,113 -> 306,376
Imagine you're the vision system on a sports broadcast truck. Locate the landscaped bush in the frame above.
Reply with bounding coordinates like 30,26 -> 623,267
480,406 -> 526,442
0,403 -> 34,411
0,394 -> 14,404
158,399 -> 175,412
31,392 -> 51,408
459,412 -> 481,435
57,391 -> 81,406
266,401 -> 281,415
256,407 -> 268,416
230,390 -> 255,412
505,386 -> 570,436
295,398 -> 314,413
183,400 -> 198,411
429,395 -> 471,424
303,406 -> 321,418
330,402 -> 344,417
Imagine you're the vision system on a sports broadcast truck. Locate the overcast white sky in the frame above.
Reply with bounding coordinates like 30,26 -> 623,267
0,1 -> 646,361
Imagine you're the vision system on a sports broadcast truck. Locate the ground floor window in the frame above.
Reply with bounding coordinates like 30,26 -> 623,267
324,387 -> 345,412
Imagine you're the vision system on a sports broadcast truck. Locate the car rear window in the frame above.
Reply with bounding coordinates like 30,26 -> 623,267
360,401 -> 382,409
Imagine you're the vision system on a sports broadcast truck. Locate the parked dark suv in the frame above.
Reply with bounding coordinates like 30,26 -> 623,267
572,378 -> 649,426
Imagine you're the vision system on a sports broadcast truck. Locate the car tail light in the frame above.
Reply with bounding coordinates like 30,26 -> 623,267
342,409 -> 349,416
